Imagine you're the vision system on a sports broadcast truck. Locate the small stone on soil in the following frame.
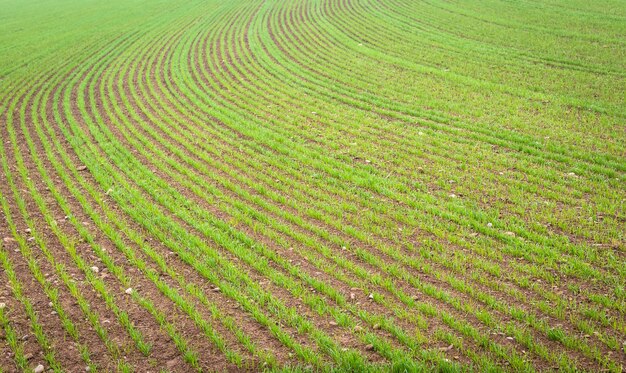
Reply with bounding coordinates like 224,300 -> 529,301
368,293 -> 374,299
125,288 -> 133,295
2,237 -> 14,243
90,266 -> 99,273
487,223 -> 493,227
0,303 -> 5,309
77,165 -> 88,171
166,359 -> 178,369
34,364 -> 44,373
329,321 -> 338,326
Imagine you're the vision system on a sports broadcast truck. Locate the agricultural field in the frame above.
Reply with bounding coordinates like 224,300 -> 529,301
0,0 -> 625,371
